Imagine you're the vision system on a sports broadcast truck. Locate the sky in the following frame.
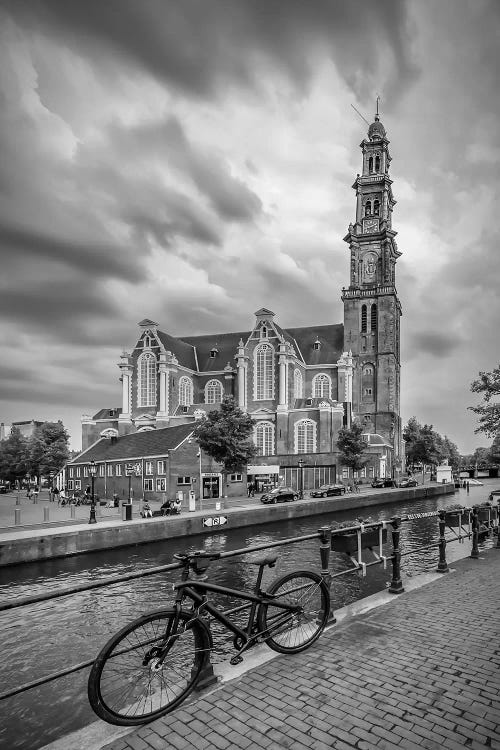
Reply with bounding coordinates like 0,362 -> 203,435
0,0 -> 499,454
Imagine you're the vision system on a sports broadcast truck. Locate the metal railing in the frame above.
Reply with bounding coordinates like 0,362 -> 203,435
0,503 -> 498,704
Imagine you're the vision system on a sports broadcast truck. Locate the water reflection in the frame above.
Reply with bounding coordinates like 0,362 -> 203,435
0,480 -> 498,750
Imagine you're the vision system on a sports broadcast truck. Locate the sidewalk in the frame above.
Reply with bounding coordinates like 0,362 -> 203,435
99,548 -> 500,750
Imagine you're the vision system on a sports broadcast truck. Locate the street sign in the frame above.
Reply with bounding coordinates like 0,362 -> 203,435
202,516 -> 228,528
125,463 -> 142,476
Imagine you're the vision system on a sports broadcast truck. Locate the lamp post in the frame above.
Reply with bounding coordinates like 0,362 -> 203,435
298,458 -> 304,500
89,460 -> 98,524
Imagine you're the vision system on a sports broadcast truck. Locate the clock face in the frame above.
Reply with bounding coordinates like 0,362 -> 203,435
363,218 -> 379,234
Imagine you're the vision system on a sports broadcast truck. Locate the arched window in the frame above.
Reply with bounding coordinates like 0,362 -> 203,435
178,376 -> 193,406
312,373 -> 331,399
254,343 -> 274,400
365,201 -> 372,217
362,364 -> 375,402
293,369 -> 303,399
375,155 -> 380,172
368,156 -> 373,173
138,352 -> 157,407
371,304 -> 377,332
205,379 -> 223,404
260,326 -> 267,338
373,199 -> 380,216
255,421 -> 274,456
361,304 -> 367,333
295,419 -> 316,454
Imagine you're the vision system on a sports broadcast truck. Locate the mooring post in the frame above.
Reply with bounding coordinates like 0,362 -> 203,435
436,510 -> 449,573
388,516 -> 404,594
470,507 -> 479,559
318,526 -> 336,623
70,504 -> 76,520
43,506 -> 49,523
14,507 -> 21,526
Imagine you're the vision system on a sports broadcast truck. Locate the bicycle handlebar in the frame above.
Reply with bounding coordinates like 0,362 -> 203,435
173,551 -> 221,563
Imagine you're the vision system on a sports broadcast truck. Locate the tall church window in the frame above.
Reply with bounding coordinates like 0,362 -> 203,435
373,199 -> 380,216
295,419 -> 316,454
254,343 -> 274,400
205,379 -> 223,404
255,421 -> 274,456
375,155 -> 380,172
178,376 -> 193,406
138,352 -> 157,407
312,373 -> 331,399
293,369 -> 303,399
362,364 -> 375,402
364,201 -> 372,217
371,304 -> 377,331
361,305 -> 367,333
368,156 -> 373,173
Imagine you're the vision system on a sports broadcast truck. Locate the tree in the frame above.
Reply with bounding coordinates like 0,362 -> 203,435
468,365 -> 500,436
0,427 -> 30,484
441,436 -> 461,472
336,423 -> 367,473
192,397 -> 257,496
488,434 -> 500,466
28,421 -> 70,482
403,418 -> 446,477
402,417 -> 422,470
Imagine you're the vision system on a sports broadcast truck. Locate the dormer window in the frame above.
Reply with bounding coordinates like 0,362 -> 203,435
209,347 -> 218,358
313,338 -> 321,350
365,201 -> 372,217
144,335 -> 152,348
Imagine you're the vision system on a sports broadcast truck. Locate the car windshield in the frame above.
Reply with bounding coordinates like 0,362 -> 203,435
317,485 -> 329,490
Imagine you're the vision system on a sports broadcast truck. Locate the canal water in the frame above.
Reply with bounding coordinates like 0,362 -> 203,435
1,481 -> 498,750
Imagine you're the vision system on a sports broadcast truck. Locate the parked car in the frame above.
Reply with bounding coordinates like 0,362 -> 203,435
0,485 -> 8,494
398,477 -> 418,488
310,484 -> 347,498
260,486 -> 298,504
371,477 -> 397,488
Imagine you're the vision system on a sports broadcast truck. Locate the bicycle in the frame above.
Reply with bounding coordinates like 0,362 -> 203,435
88,550 -> 330,726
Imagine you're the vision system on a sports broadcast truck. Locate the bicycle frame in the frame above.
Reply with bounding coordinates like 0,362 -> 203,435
174,578 -> 300,649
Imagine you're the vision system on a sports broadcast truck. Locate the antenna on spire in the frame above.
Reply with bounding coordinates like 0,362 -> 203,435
350,103 -> 370,127
375,94 -> 381,119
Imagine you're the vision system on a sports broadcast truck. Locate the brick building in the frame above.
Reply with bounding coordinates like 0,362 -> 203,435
79,112 -> 403,496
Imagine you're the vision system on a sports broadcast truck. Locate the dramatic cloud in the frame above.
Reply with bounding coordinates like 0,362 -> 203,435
0,0 -> 499,453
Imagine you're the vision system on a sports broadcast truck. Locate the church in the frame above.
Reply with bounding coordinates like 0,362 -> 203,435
77,112 -> 403,498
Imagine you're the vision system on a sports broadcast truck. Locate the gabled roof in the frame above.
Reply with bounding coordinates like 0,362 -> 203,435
285,324 -> 344,365
181,331 -> 248,372
156,330 -> 198,371
71,423 -> 194,463
92,407 -> 122,420
139,319 -> 159,327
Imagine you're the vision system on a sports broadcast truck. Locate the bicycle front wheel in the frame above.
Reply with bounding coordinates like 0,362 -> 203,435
259,570 -> 330,654
88,609 -> 210,726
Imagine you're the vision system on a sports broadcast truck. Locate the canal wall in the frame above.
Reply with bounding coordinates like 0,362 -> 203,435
0,484 -> 454,568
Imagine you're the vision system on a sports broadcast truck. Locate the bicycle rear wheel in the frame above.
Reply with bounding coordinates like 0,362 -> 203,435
259,570 -> 330,654
88,609 -> 210,726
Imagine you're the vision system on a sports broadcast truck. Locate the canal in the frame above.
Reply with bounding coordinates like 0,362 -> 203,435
1,481 -> 498,750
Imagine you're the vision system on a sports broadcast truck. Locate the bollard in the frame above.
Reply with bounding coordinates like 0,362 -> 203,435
70,504 -> 76,519
43,506 -> 50,522
15,507 -> 21,525
388,516 -> 404,594
318,526 -> 335,623
96,501 -> 102,519
436,511 -> 449,573
470,507 -> 479,559
15,495 -> 21,506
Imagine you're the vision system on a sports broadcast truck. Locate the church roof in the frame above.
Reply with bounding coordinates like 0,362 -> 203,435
156,330 -> 198,370
368,115 -> 386,141
181,331 -> 248,372
71,422 -> 194,463
92,407 -> 122,420
286,324 -> 344,365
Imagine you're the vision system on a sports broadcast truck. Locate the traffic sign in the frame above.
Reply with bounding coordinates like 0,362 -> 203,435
202,516 -> 228,528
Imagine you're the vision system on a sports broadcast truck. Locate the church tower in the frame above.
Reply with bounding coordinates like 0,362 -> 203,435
342,109 -> 402,469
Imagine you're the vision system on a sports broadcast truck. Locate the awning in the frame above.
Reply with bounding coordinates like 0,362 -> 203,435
247,465 -> 280,475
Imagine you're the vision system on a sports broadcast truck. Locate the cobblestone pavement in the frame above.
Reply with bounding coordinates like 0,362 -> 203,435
101,547 -> 500,750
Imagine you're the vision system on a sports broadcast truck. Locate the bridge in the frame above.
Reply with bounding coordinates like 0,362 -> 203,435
459,465 -> 499,478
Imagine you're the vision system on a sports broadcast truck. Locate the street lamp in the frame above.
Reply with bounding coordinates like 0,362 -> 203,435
89,460 -> 98,524
298,458 -> 304,500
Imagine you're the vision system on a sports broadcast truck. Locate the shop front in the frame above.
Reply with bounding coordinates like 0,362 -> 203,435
247,464 -> 280,493
201,472 -> 222,499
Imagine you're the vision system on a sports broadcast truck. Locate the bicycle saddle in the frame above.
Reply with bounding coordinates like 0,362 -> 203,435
248,554 -> 278,568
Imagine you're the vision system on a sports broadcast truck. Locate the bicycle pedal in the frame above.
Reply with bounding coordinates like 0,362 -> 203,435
230,655 -> 244,666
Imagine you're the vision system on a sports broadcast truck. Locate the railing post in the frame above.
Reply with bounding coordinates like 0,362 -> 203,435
436,511 -> 449,573
388,516 -> 404,594
318,526 -> 336,623
470,507 -> 479,559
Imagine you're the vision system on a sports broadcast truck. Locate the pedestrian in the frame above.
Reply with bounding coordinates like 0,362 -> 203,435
247,481 -> 252,497
33,486 -> 39,503
172,497 -> 181,514
53,486 -> 60,504
141,501 -> 153,518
